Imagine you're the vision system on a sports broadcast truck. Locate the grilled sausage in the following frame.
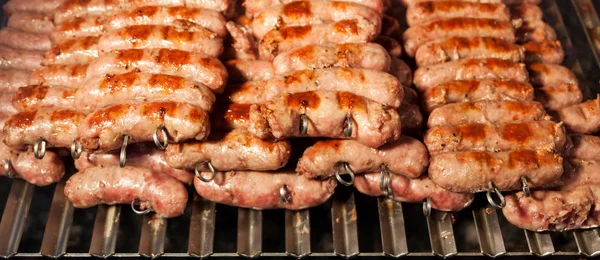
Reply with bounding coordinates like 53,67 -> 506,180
78,101 -> 211,152
1,142 -> 65,186
403,18 -> 515,56
30,64 -> 87,89
166,129 -> 291,172
12,85 -> 76,112
401,0 -> 503,6
415,37 -> 525,67
225,60 -> 275,83
390,58 -> 412,87
244,0 -> 385,16
98,25 -> 224,57
224,21 -> 258,60
427,101 -> 548,127
252,0 -> 382,39
424,121 -> 567,155
106,6 -> 227,37
398,102 -> 423,133
55,0 -> 176,24
3,0 -> 64,15
374,36 -> 402,58
510,4 -> 542,23
7,12 -> 54,35
0,28 -> 51,51
558,96 -> 600,134
296,136 -> 428,179
503,185 -> 599,231
422,80 -> 535,113
564,134 -> 600,161
3,109 -> 84,150
193,170 -> 337,210
64,165 -> 188,218
272,43 -> 391,75
212,103 -> 270,136
516,20 -> 556,43
413,58 -> 528,91
0,93 -> 18,120
0,69 -> 30,92
258,18 -> 379,60
86,49 -> 227,93
76,72 -> 215,114
228,68 -> 403,108
522,40 -> 564,64
528,63 -> 577,86
43,36 -> 99,66
504,0 -> 541,5
429,150 -> 564,192
75,146 -> 194,184
51,16 -> 104,43
534,84 -> 583,110
355,174 -> 474,211
406,2 -> 510,27
0,46 -> 43,71
556,159 -> 600,189
249,91 -> 402,148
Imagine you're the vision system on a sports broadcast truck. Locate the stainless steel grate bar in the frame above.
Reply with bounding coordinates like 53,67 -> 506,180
237,208 -> 262,258
472,207 -> 506,258
89,205 -> 121,258
331,191 -> 359,258
0,180 -> 34,258
138,214 -> 167,258
573,228 -> 600,257
524,230 -> 554,256
377,197 -> 408,258
284,209 -> 311,258
426,210 -> 457,258
40,178 -> 74,258
188,195 -> 215,258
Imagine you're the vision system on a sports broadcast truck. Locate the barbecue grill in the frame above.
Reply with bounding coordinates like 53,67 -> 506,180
1,0 -> 600,258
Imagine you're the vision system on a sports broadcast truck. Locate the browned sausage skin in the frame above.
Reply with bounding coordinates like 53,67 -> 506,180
563,134 -> 600,162
7,12 -> 54,35
557,96 -> 600,134
427,100 -> 548,127
13,85 -> 77,112
522,40 -> 564,64
0,28 -> 51,51
415,37 -> 524,67
64,165 -> 188,218
30,64 -> 88,89
0,69 -> 30,92
51,16 -> 104,43
1,141 -> 65,186
193,170 -> 337,210
43,36 -> 99,65
406,2 -> 510,27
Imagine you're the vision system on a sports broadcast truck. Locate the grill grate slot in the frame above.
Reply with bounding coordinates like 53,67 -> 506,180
137,214 -> 167,258
331,191 -> 359,258
284,209 -> 311,257
89,205 -> 121,258
524,230 -> 555,256
377,198 -> 408,257
472,208 -> 506,258
573,229 -> 600,257
187,196 -> 215,258
40,178 -> 74,258
236,208 -> 262,257
426,210 -> 457,258
0,180 -> 33,258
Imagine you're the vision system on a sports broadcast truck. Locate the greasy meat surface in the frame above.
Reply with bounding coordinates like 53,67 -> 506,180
415,37 -> 524,67
528,63 -> 577,86
98,25 -> 224,57
427,100 -> 548,127
534,84 -> 583,111
165,129 -> 291,171
251,0 -> 382,39
296,136 -> 429,179
51,16 -> 104,43
422,80 -> 535,113
272,43 -> 391,75
30,64 -> 88,89
12,85 -> 76,112
3,109 -> 84,150
76,72 -> 216,114
425,121 -> 566,154
403,18 -> 515,56
406,2 -> 510,26
227,68 -> 403,108
258,18 -> 379,60
0,93 -> 17,120
212,103 -> 264,132
558,96 -> 600,134
522,40 -> 564,64
193,170 -> 337,210
106,5 -> 227,37
413,58 -> 528,91
0,69 -> 30,92
244,0 -> 384,16
78,101 -> 211,152
0,46 -> 43,71
225,60 -> 275,83
429,150 -> 564,192
248,91 -> 402,148
355,173 -> 474,211
43,36 -> 99,65
64,165 -> 188,218
389,58 -> 413,87
7,12 -> 54,34
0,141 -> 65,186
3,0 -> 64,15
563,134 -> 600,162
0,28 -> 51,51
516,20 -> 556,43
86,49 -> 227,92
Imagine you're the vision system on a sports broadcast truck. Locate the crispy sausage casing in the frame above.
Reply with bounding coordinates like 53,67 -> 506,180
415,37 -> 524,67
193,170 -> 337,210
296,136 -> 429,179
0,69 -> 30,92
0,28 -> 51,51
64,165 -> 188,218
13,85 -> 77,112
406,2 -> 510,26
30,64 -> 88,89
427,100 -> 548,127
44,36 -> 99,65
78,102 -> 210,152
7,12 -> 54,34
0,46 -> 43,71
558,96 -> 600,134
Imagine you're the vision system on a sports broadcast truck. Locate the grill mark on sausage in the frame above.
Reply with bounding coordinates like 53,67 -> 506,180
459,124 -> 487,142
280,25 -> 312,39
501,123 -> 533,143
288,91 -> 321,109
7,110 -> 36,128
507,150 -> 540,169
337,91 -> 365,110
224,104 -> 251,124
333,19 -> 359,34
283,1 -> 312,19
50,109 -> 79,122
14,85 -> 49,105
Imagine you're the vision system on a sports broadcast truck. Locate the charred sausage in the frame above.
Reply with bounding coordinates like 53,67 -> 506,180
427,100 -> 548,127
415,37 -> 525,67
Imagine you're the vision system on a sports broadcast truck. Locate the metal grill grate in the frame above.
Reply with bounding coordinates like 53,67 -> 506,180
1,0 -> 600,258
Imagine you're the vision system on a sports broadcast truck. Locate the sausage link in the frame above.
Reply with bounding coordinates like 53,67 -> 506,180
414,58 -> 529,91
78,101 -> 210,152
504,0 -> 541,5
406,2 -> 510,27
523,40 -> 564,64
422,80 -> 535,113
374,36 -> 402,58
165,129 -> 291,172
226,59 -> 275,83
30,64 -> 88,88
64,165 -> 188,218
355,173 -> 474,211
390,58 -> 412,87
510,4 -> 542,23
0,46 -> 43,71
8,150 -> 65,186
13,85 -> 77,112
401,0 -> 503,7
7,12 -> 54,35
224,21 -> 258,60
44,36 -> 99,65
193,170 -> 337,210
0,69 -> 30,92
0,28 -> 51,51
75,72 -> 216,114
212,103 -> 270,138
3,0 -> 63,15
55,0 -> 185,24
427,100 -> 548,127
0,93 -> 18,120
557,96 -> 600,134
415,37 -> 525,67
403,18 -> 515,56
425,121 -> 567,155
51,16 -> 104,43
534,84 -> 583,110
516,20 -> 556,43
244,0 -> 384,16
563,134 -> 600,161
528,63 -> 577,86
429,150 -> 564,192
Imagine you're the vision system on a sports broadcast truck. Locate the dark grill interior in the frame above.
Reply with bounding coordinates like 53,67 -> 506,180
1,0 -> 600,258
